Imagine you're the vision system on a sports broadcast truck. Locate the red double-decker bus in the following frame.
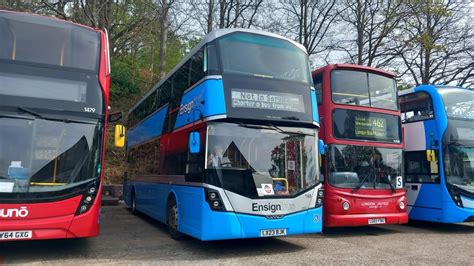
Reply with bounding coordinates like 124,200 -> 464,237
0,11 -> 110,240
312,64 -> 407,227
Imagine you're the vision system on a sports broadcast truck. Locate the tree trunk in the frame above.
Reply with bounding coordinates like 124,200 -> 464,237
158,0 -> 170,80
356,0 -> 364,65
219,0 -> 225,28
207,0 -> 214,33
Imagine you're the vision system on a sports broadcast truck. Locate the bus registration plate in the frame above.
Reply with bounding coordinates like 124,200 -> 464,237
368,218 -> 386,225
260,229 -> 287,237
0,231 -> 32,240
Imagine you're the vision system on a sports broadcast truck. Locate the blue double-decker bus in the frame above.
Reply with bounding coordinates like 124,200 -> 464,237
118,29 -> 323,240
399,85 -> 474,223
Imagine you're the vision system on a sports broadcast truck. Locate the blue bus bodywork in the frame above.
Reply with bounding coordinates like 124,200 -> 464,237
401,85 -> 474,223
123,29 -> 323,240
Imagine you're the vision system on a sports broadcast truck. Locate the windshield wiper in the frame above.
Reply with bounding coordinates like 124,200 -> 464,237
238,122 -> 313,136
17,107 -> 96,124
18,106 -> 45,119
385,176 -> 396,193
353,173 -> 370,193
268,124 -> 313,136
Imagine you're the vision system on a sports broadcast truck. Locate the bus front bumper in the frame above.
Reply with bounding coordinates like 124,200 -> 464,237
325,212 -> 408,227
196,207 -> 323,241
0,196 -> 100,241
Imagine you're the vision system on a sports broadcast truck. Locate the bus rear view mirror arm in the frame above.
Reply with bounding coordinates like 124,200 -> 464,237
108,111 -> 123,124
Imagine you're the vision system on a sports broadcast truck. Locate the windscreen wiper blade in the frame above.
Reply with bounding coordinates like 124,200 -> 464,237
18,106 -> 44,119
385,176 -> 396,193
238,122 -> 312,136
17,107 -> 96,124
268,124 -> 313,136
352,173 -> 370,193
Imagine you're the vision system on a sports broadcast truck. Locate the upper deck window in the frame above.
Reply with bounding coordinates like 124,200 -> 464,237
0,12 -> 99,71
217,32 -> 311,84
313,74 -> 323,104
331,70 -> 398,110
399,91 -> 434,123
438,88 -> 474,120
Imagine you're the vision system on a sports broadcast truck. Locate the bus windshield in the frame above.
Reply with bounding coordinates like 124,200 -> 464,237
443,116 -> 474,194
206,123 -> 318,198
444,144 -> 474,193
0,116 -> 101,195
331,70 -> 398,110
327,145 -> 402,190
217,32 -> 311,84
0,11 -> 99,70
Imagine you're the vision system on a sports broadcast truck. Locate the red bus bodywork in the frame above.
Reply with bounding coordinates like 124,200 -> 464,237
0,11 -> 110,240
312,64 -> 408,227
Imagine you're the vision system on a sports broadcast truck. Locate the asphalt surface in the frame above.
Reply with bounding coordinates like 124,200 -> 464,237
1,205 -> 474,265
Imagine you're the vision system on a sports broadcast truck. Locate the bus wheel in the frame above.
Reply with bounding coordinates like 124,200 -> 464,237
167,196 -> 185,240
130,190 -> 138,215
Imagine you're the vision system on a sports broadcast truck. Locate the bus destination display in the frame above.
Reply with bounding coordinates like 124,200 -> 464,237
354,116 -> 387,138
231,89 -> 305,113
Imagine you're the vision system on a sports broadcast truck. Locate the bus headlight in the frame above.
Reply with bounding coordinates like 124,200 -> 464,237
315,188 -> 324,208
75,180 -> 99,216
209,192 -> 218,200
342,201 -> 350,211
399,201 -> 405,210
205,188 -> 225,211
453,194 -> 464,207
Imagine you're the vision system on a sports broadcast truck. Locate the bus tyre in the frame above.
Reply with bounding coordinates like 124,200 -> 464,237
167,196 -> 185,240
130,190 -> 138,215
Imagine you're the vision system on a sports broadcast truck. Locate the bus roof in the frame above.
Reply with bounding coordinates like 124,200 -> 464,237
129,28 -> 308,114
398,85 -> 472,96
204,28 -> 307,53
0,9 -> 101,33
311,64 -> 395,78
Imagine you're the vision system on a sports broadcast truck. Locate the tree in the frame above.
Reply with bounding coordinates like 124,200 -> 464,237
218,0 -> 263,29
185,0 -> 263,35
337,0 -> 405,67
395,0 -> 473,86
157,0 -> 174,79
272,0 -> 339,57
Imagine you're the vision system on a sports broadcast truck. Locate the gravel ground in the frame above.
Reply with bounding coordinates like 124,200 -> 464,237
1,205 -> 473,265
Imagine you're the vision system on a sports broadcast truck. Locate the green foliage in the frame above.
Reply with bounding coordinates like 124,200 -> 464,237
110,58 -> 141,101
397,83 -> 412,91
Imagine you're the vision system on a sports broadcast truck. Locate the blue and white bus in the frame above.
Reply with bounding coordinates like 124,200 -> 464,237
119,29 -> 323,240
399,85 -> 474,223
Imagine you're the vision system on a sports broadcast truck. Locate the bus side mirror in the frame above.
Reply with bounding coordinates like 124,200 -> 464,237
318,139 -> 326,155
108,111 -> 123,123
189,132 -> 200,154
114,124 -> 126,148
426,150 -> 436,162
